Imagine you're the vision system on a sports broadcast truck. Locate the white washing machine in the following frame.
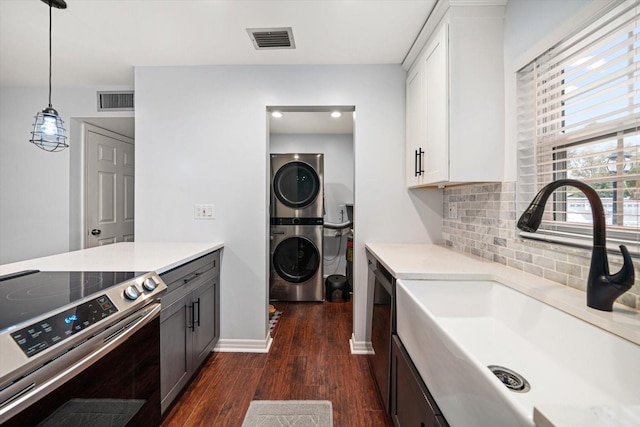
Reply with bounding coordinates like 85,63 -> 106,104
269,220 -> 323,301
270,153 -> 324,219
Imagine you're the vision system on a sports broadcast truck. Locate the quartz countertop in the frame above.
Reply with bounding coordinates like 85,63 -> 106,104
0,242 -> 224,276
534,405 -> 640,427
365,243 -> 640,346
365,243 -> 640,427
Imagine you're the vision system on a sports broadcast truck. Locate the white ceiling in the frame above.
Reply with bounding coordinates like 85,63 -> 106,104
0,0 -> 437,88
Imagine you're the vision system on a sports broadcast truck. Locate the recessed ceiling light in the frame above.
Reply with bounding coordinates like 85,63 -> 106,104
330,111 -> 342,118
271,111 -> 283,118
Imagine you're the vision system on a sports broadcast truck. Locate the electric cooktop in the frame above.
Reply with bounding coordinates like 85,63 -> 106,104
0,270 -> 138,333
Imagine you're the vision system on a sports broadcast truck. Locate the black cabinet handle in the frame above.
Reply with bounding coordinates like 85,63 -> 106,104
418,147 -> 424,176
188,303 -> 195,331
194,297 -> 201,327
414,149 -> 420,176
90,229 -> 101,236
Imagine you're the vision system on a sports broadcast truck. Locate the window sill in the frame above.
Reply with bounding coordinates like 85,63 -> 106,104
518,231 -> 640,258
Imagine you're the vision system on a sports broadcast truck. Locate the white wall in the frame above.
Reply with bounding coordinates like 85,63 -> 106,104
270,133 -> 354,276
134,65 -> 443,347
0,86 -> 133,264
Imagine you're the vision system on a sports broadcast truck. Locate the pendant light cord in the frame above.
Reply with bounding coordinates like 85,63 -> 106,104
48,1 -> 52,108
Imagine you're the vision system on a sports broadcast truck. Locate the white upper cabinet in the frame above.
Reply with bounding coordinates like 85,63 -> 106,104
406,55 -> 425,187
405,2 -> 505,188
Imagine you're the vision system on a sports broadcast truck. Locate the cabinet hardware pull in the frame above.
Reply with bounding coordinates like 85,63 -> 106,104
183,272 -> 201,284
194,298 -> 201,327
188,303 -> 195,331
414,149 -> 420,176
418,147 -> 425,176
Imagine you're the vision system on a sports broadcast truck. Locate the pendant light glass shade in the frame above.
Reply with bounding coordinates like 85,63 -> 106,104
30,0 -> 68,152
30,106 -> 68,152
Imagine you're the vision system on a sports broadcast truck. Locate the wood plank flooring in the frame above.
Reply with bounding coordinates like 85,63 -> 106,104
162,300 -> 394,426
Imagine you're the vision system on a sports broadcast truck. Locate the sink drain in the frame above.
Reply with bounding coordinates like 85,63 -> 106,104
488,365 -> 531,393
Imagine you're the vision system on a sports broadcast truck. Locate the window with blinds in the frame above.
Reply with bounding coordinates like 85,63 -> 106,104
517,0 -> 640,251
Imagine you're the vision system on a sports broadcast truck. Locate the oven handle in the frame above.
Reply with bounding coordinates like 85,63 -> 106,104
0,303 -> 161,423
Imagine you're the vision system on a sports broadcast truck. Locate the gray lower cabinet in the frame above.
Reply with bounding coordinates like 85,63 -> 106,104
159,251 -> 220,413
391,335 -> 448,427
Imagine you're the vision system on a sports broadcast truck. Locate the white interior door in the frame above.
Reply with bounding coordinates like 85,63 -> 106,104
85,124 -> 135,248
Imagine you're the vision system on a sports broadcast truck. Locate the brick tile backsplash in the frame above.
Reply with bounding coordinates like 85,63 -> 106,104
443,182 -> 640,310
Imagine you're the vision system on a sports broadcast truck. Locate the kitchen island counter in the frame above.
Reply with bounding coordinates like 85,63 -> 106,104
0,242 -> 224,276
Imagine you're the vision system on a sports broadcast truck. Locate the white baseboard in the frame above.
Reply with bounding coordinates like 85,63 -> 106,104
349,333 -> 373,355
214,336 -> 273,353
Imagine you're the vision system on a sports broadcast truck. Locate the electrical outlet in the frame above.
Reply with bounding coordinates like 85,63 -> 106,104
195,204 -> 215,219
448,202 -> 458,219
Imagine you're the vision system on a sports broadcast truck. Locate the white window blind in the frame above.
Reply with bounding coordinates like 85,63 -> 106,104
517,0 -> 640,252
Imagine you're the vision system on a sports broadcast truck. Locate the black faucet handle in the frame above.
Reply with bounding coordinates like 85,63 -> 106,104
611,245 -> 635,290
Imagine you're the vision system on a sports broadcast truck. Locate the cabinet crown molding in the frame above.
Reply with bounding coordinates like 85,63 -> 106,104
449,0 -> 508,5
402,0 -> 506,70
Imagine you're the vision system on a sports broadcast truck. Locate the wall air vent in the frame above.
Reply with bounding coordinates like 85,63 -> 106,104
247,27 -> 295,50
97,91 -> 134,111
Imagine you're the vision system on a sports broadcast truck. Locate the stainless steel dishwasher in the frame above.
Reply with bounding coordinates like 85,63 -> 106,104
367,250 -> 394,412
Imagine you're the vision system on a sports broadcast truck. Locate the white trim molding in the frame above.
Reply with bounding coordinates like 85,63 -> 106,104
349,334 -> 374,355
214,336 -> 273,353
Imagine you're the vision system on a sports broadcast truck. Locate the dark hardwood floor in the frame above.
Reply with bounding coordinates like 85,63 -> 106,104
162,300 -> 394,426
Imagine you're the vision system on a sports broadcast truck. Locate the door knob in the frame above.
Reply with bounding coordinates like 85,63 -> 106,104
91,229 -> 101,236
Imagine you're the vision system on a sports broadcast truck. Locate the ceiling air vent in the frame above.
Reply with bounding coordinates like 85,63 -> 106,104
97,91 -> 134,112
247,27 -> 295,50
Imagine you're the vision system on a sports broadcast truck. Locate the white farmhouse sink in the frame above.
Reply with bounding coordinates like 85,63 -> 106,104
396,279 -> 640,427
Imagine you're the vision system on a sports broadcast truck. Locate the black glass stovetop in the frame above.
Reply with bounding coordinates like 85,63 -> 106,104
0,270 -> 138,332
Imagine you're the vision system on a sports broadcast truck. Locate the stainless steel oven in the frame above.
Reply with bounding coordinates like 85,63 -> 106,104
0,270 -> 166,426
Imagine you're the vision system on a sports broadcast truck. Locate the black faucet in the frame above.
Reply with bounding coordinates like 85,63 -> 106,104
517,179 -> 634,311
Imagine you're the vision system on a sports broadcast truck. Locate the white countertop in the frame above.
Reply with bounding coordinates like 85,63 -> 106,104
365,243 -> 640,427
365,243 -> 640,346
534,405 -> 640,427
0,242 -> 224,276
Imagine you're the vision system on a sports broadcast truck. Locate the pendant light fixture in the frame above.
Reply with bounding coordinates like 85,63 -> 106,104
30,0 -> 68,152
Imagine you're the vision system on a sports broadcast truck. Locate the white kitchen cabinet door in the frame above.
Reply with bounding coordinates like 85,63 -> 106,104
404,4 -> 504,188
422,24 -> 449,185
406,61 -> 425,187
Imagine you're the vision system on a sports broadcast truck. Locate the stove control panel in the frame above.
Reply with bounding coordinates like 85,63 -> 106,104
10,294 -> 118,358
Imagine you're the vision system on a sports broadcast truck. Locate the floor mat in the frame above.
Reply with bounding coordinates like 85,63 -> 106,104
269,310 -> 282,334
242,400 -> 332,427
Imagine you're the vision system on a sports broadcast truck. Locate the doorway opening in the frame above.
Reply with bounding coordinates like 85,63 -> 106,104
266,105 -> 355,308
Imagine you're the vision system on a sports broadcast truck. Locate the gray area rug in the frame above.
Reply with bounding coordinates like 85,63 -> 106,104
37,398 -> 145,427
242,400 -> 333,427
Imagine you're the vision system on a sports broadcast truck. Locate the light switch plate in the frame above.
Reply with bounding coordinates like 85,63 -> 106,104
195,204 -> 215,219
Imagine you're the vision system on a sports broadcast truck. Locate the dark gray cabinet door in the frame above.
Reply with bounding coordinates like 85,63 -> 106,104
160,290 -> 191,412
391,335 -> 448,427
159,250 -> 221,414
192,276 -> 217,368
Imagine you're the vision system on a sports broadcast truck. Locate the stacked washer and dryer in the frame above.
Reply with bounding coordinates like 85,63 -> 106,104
269,153 -> 324,301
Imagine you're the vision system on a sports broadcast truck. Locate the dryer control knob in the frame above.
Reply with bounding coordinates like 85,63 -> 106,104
143,277 -> 157,291
124,285 -> 140,300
